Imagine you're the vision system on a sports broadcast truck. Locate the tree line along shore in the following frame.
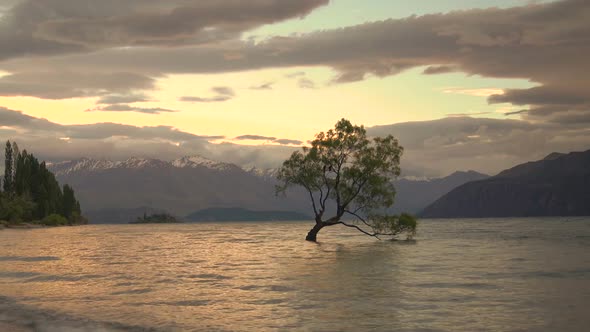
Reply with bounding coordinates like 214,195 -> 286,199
1,140 -> 87,228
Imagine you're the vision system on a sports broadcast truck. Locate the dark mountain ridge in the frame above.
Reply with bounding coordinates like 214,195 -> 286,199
421,149 -> 590,218
391,170 -> 489,214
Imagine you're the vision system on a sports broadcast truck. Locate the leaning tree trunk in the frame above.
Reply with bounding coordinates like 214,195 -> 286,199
305,223 -> 324,242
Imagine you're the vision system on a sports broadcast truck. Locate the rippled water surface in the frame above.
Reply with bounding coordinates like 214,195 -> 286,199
1,218 -> 589,331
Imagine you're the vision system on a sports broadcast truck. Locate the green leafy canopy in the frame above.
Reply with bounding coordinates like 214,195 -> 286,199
276,119 -> 417,240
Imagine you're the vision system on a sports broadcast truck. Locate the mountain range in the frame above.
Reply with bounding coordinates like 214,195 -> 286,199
421,149 -> 590,218
49,155 -> 309,223
48,155 -> 486,223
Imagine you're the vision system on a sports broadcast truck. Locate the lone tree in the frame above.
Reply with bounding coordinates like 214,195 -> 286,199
276,119 -> 416,242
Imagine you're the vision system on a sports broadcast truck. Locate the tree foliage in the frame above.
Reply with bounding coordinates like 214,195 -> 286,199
3,141 -> 13,194
1,140 -> 86,225
276,119 -> 416,241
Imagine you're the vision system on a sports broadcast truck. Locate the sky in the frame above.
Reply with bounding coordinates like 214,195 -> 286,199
0,0 -> 589,177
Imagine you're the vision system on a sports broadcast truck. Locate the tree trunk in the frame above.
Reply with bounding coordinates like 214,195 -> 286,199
305,223 -> 324,242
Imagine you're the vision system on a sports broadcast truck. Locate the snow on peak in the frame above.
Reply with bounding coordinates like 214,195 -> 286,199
244,166 -> 278,179
48,157 -> 168,175
171,155 -> 236,171
48,158 -> 117,176
119,157 -> 167,169
49,155 -> 261,175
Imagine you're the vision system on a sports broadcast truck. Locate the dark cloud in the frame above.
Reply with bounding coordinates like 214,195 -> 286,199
274,139 -> 303,145
489,86 -> 587,106
86,104 -> 178,115
422,65 -> 458,75
504,109 -> 528,116
211,86 -> 235,96
249,82 -> 274,90
179,86 -> 235,103
3,0 -> 586,122
178,96 -> 231,103
234,135 -> 302,146
0,0 -> 329,60
0,106 -> 214,140
235,135 -> 276,141
0,71 -> 155,99
0,106 -> 62,131
96,93 -> 150,104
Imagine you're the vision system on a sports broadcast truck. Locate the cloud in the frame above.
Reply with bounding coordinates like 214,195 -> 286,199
234,135 -> 302,146
249,82 -> 274,90
274,139 -> 303,145
0,71 -> 155,99
422,65 -> 458,75
179,96 -> 232,103
96,93 -> 151,104
235,135 -> 276,141
2,0 -> 586,122
0,0 -> 328,99
0,0 -> 590,124
298,77 -> 316,89
443,88 -> 505,98
446,112 -> 492,117
180,86 -> 235,103
0,0 -> 329,60
86,104 -> 178,115
368,116 -> 590,177
0,106 -> 293,168
285,71 -> 306,78
211,86 -> 235,96
504,109 -> 528,116
0,106 -> 213,140
2,106 -> 589,176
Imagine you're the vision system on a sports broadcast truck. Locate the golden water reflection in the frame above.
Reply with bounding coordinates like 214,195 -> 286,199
0,219 -> 589,331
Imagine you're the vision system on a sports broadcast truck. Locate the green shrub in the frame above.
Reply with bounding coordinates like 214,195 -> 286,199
40,214 -> 68,226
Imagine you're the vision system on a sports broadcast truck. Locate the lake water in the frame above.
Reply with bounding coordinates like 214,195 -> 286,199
1,218 -> 589,331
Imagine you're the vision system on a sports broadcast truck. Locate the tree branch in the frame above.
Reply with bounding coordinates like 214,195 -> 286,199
343,209 -> 372,228
303,185 -> 319,217
337,221 -> 381,239
320,168 -> 332,213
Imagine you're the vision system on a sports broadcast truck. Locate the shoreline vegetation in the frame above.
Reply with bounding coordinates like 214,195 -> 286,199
1,140 -> 87,229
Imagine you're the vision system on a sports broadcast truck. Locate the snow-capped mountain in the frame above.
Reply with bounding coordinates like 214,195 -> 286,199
171,155 -> 239,172
49,157 -> 170,176
118,157 -> 169,169
48,158 -> 118,176
47,155 -> 488,223
49,155 -> 251,176
48,155 -> 310,222
243,166 -> 279,180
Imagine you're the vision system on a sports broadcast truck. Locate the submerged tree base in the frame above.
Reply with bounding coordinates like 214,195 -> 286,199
305,223 -> 324,242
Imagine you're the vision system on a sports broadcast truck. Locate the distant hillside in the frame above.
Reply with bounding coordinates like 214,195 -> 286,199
49,155 -> 492,223
49,156 -> 311,222
186,208 -> 311,222
421,149 -> 590,218
391,171 -> 489,214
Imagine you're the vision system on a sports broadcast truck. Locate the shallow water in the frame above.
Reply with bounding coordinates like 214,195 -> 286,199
1,218 -> 589,331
